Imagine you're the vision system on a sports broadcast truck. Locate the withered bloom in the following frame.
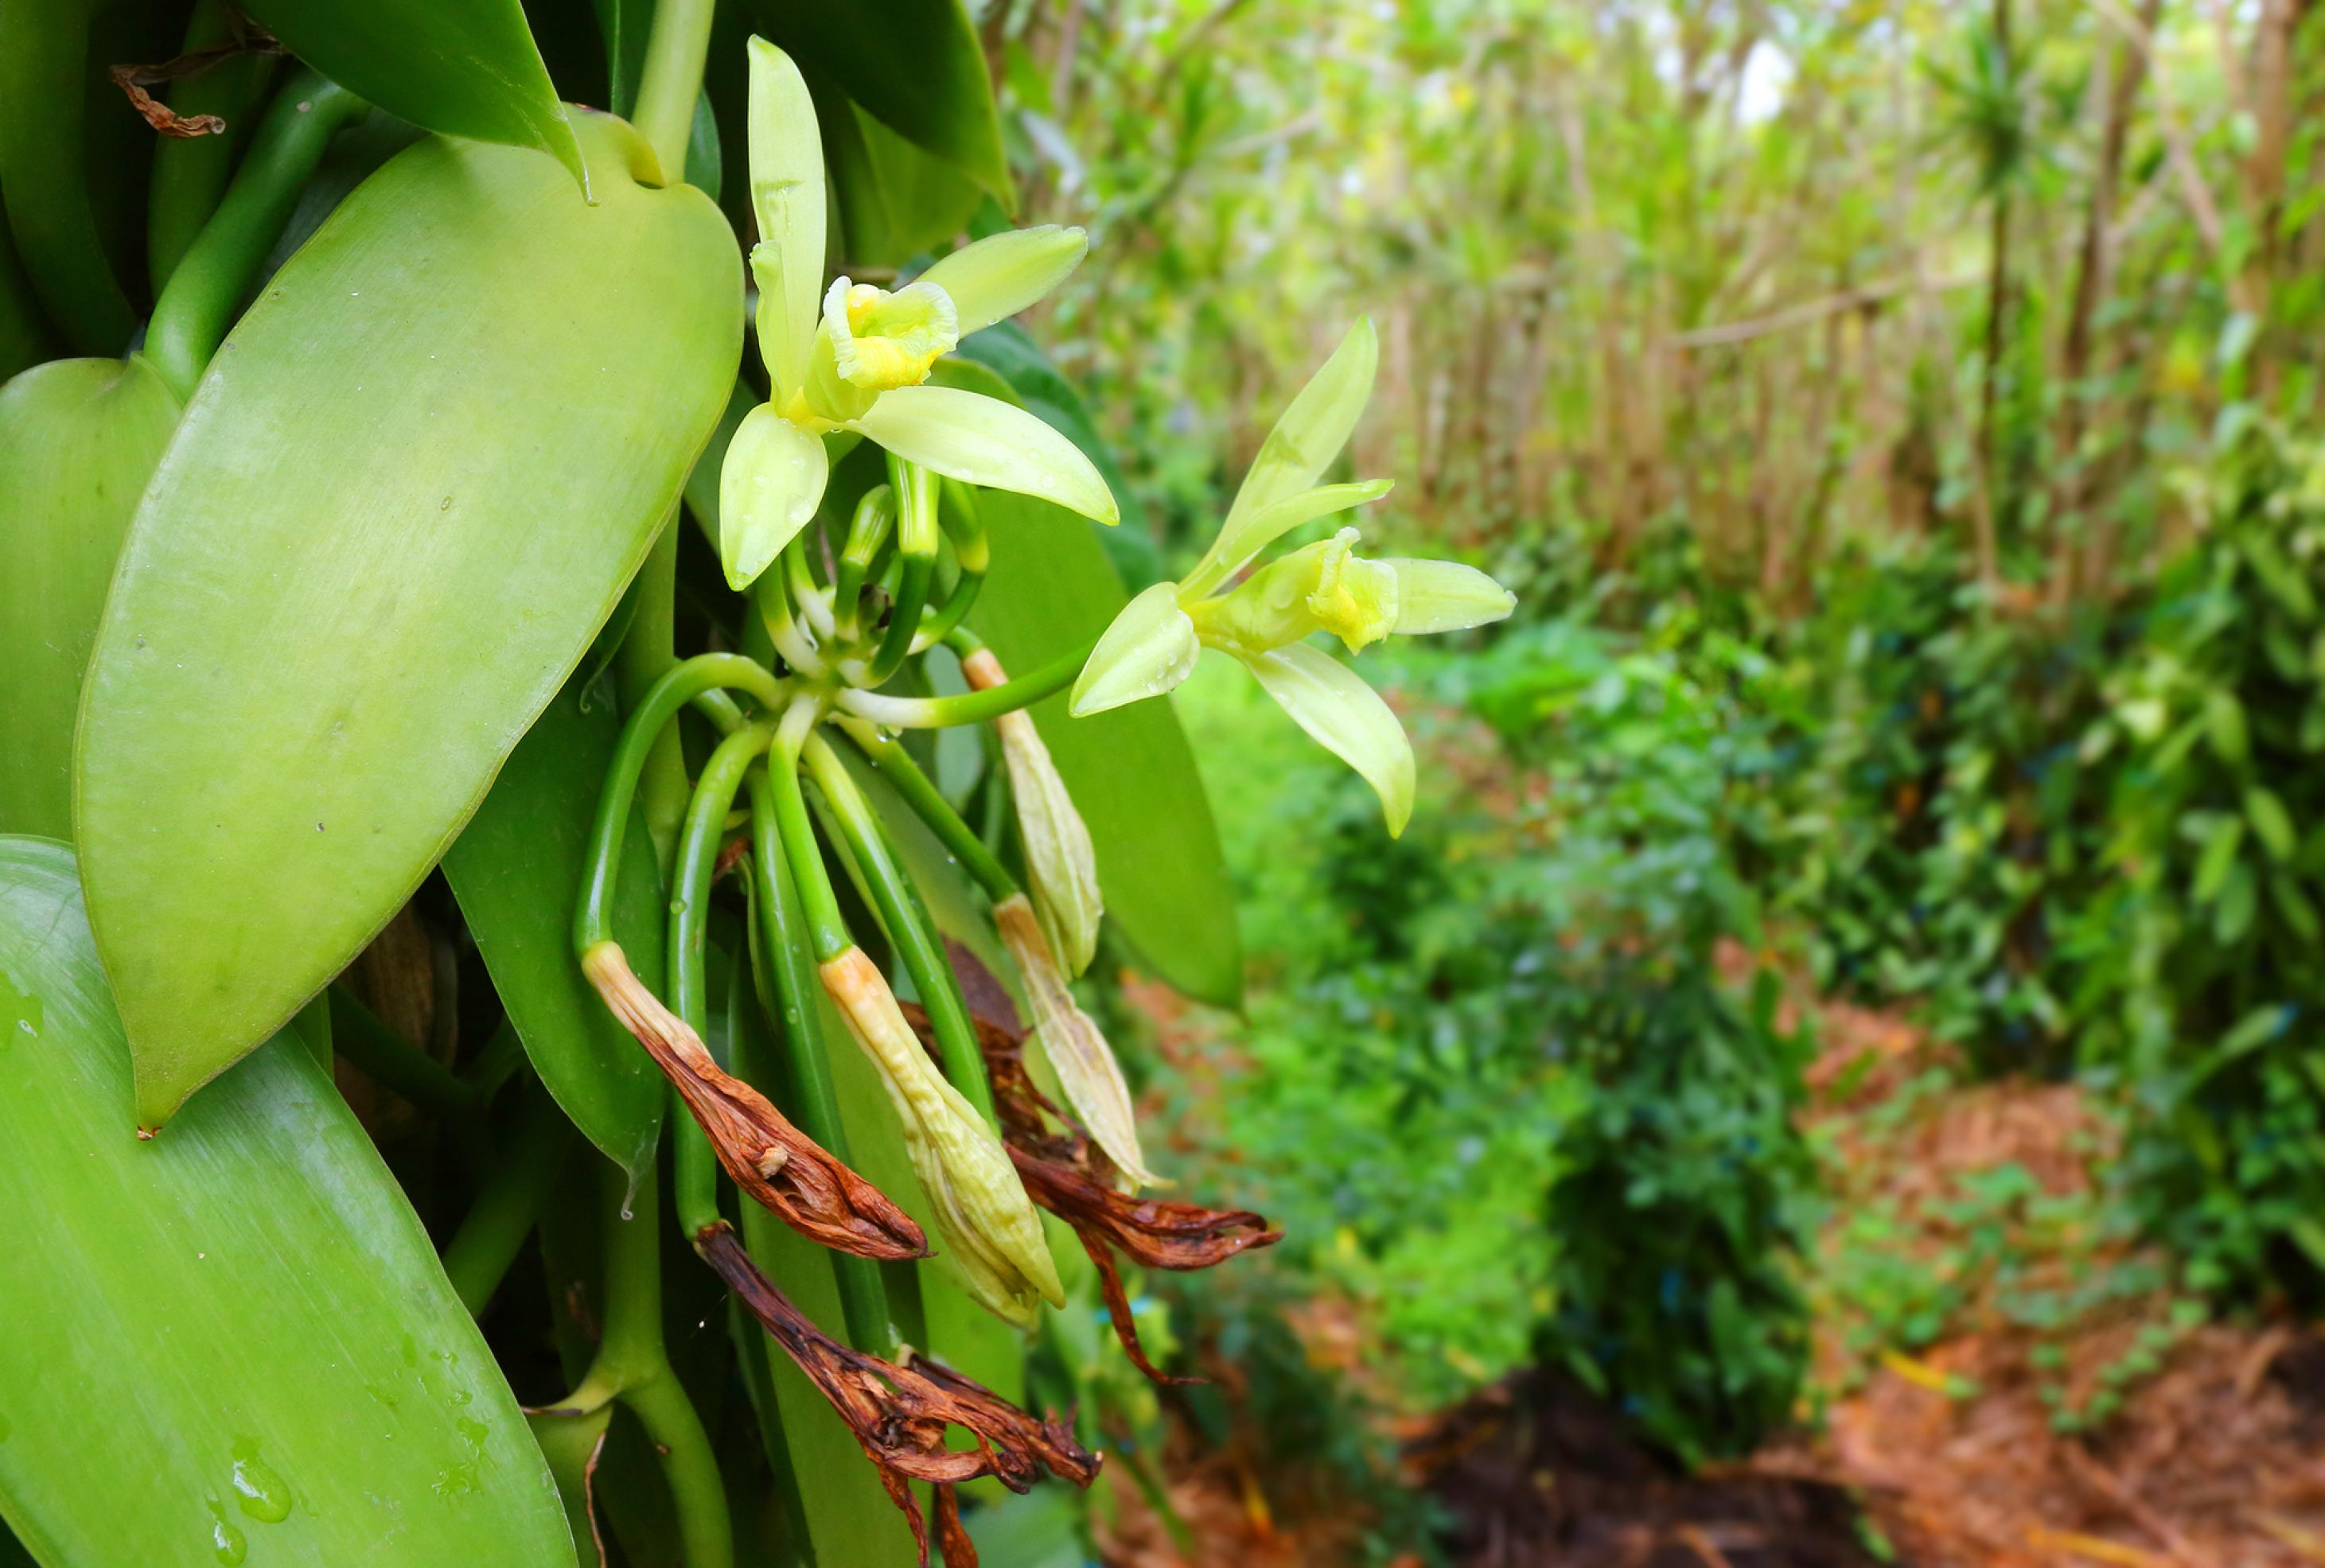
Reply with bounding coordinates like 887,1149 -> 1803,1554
904,994 -> 1282,1384
581,941 -> 925,1260
697,1221 -> 1098,1567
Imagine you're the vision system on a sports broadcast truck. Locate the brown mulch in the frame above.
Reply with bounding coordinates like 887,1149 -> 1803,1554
1105,951 -> 2325,1567
1759,1000 -> 2325,1568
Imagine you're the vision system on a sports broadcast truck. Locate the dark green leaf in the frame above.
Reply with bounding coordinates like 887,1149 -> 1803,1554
443,676 -> 667,1187
237,0 -> 588,193
750,0 -> 1011,207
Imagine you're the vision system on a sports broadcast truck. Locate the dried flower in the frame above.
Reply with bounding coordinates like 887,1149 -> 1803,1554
698,1221 -> 1098,1567
904,994 -> 1280,1384
580,941 -> 925,1259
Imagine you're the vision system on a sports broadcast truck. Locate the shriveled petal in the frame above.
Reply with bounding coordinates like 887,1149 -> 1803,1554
719,404 -> 830,589
1070,580 -> 1198,717
849,386 -> 1118,525
746,38 -> 826,402
1214,317 -> 1377,555
916,225 -> 1089,335
580,944 -> 925,1258
1241,642 -> 1415,837
1186,477 -> 1394,597
995,895 -> 1155,1187
1385,558 -> 1517,633
697,1223 -> 1097,1568
820,948 -> 1065,1325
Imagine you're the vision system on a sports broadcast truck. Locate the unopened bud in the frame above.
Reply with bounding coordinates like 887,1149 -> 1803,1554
964,648 -> 1102,975
818,947 -> 1064,1327
995,895 -> 1157,1189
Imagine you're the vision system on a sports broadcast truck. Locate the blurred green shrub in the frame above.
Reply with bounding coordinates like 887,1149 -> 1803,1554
2075,420 -> 2325,1303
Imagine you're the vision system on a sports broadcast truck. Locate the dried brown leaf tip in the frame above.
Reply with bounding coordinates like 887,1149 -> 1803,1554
902,996 -> 1283,1383
582,941 -> 925,1260
697,1222 -> 1097,1568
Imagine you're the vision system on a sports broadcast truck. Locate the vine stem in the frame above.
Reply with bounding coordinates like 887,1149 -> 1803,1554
547,1161 -> 733,1568
743,771 -> 901,1355
800,733 -> 999,1127
146,69 -> 368,399
632,0 -> 717,183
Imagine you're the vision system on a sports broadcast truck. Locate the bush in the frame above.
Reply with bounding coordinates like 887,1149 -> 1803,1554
2078,420 -> 2325,1302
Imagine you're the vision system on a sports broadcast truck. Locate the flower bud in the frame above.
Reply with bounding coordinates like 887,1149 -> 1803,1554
819,947 -> 1064,1327
963,648 -> 1102,975
995,894 -> 1157,1189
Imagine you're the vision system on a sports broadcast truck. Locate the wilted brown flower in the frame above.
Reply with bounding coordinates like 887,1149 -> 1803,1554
902,989 -> 1282,1384
581,941 -> 925,1260
696,1221 -> 1098,1566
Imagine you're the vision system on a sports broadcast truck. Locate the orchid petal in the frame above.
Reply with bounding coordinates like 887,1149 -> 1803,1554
848,385 -> 1118,525
1384,558 -> 1517,634
1241,642 -> 1414,837
719,404 -> 828,589
1186,478 -> 1394,597
917,226 -> 1089,336
746,37 -> 825,402
1070,581 -> 1199,716
1215,317 -> 1377,551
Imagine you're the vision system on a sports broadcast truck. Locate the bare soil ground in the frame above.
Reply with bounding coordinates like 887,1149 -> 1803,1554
1101,983 -> 2325,1567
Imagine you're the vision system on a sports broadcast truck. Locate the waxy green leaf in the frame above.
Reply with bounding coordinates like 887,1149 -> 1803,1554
751,0 -> 1011,208
443,675 -> 667,1188
76,113 -> 742,1129
0,356 -> 180,839
0,837 -> 573,1567
237,0 -> 588,193
968,493 -> 1242,1008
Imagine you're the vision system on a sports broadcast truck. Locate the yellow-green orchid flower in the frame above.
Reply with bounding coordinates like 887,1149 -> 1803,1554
719,39 -> 1116,591
1069,319 -> 1515,835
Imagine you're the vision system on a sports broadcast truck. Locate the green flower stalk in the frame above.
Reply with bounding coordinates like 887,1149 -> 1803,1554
719,38 -> 1116,591
1069,318 -> 1516,835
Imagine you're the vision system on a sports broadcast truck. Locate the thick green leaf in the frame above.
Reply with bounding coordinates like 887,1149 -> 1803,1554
751,0 -> 1011,208
0,356 -> 180,839
813,78 -> 985,269
0,836 -> 573,1566
443,675 -> 667,1187
237,0 -> 588,193
967,492 -> 1242,1007
76,113 -> 741,1129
